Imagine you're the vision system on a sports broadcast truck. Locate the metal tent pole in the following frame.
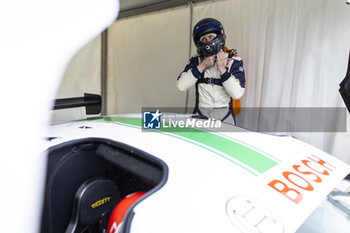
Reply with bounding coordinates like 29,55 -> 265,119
101,28 -> 108,115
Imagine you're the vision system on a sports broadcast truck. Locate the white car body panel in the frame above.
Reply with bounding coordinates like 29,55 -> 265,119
0,1 -> 118,233
47,115 -> 350,233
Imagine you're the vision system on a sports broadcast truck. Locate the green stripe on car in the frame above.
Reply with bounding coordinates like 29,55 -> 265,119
90,117 -> 278,175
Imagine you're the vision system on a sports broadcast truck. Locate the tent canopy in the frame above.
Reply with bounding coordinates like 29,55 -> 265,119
119,0 -> 207,18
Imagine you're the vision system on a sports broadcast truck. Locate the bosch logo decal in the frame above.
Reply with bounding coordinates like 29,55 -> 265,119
267,154 -> 336,204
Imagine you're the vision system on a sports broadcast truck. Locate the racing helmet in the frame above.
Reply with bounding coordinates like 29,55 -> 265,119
193,18 -> 226,57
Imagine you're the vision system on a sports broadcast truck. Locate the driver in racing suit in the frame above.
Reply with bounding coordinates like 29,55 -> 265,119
176,18 -> 245,124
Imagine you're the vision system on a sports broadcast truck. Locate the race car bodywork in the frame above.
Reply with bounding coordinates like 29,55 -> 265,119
43,114 -> 350,233
3,1 -> 349,233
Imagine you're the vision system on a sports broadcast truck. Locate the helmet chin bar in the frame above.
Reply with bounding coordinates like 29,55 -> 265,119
198,41 -> 222,57
197,33 -> 226,57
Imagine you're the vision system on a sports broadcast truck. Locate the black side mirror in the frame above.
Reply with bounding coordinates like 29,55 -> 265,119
53,93 -> 102,115
339,52 -> 350,114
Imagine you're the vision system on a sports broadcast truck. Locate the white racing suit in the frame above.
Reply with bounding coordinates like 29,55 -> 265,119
176,50 -> 245,123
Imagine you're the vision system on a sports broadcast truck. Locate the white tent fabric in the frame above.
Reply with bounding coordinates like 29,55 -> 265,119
107,6 -> 191,113
55,0 -> 350,163
189,1 -> 350,162
51,36 -> 102,122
